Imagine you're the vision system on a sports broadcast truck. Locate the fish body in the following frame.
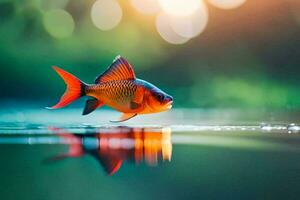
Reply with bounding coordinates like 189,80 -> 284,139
48,56 -> 173,121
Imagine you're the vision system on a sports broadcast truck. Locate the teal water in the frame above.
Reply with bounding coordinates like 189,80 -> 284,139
0,109 -> 300,200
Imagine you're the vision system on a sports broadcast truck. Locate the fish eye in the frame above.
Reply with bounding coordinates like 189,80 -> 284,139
155,93 -> 164,102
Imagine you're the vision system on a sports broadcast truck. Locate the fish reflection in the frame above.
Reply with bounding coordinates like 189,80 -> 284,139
48,127 -> 172,175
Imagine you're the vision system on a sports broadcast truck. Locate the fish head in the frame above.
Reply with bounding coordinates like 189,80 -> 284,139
143,83 -> 173,113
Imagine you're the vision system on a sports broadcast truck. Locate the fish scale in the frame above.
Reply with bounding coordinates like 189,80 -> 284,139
94,80 -> 137,103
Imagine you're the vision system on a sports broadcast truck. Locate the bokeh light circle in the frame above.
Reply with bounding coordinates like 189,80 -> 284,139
91,0 -> 122,31
43,9 -> 75,39
156,13 -> 190,45
170,1 -> 208,38
158,0 -> 200,16
208,0 -> 247,9
130,0 -> 160,14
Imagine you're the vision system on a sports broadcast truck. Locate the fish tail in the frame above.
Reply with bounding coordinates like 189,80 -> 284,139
47,66 -> 86,109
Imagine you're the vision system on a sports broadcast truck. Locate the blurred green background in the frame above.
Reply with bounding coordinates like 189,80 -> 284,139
0,0 -> 299,110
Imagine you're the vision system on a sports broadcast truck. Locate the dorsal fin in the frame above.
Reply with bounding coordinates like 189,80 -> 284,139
95,55 -> 136,83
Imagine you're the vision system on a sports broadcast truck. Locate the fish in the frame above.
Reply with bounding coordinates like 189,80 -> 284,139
47,55 -> 173,122
46,127 -> 172,175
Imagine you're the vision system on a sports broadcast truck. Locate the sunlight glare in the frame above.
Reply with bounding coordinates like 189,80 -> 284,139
158,0 -> 201,16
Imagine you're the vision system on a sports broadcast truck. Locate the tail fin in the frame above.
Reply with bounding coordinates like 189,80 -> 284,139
47,66 -> 85,109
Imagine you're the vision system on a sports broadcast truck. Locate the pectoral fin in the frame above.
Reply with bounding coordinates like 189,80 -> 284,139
82,98 -> 104,115
110,113 -> 137,123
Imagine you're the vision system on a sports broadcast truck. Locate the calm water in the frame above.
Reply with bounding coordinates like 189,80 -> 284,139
0,108 -> 300,200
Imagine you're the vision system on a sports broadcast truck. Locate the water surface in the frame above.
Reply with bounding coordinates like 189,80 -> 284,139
0,108 -> 299,200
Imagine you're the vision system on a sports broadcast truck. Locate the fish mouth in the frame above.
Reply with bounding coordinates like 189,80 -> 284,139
165,101 -> 173,109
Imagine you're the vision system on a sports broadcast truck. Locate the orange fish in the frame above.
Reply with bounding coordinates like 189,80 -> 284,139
47,56 -> 173,122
